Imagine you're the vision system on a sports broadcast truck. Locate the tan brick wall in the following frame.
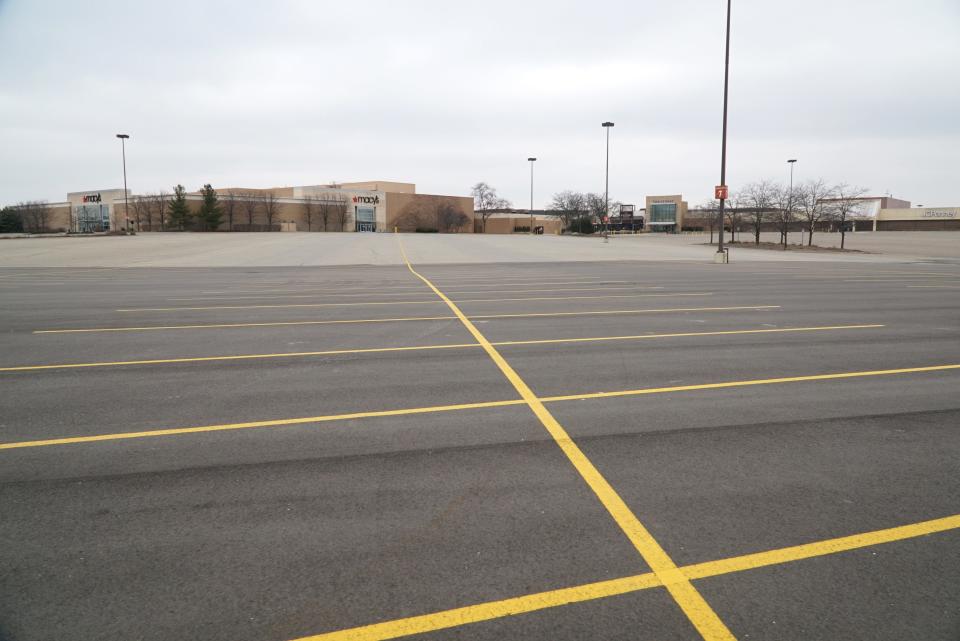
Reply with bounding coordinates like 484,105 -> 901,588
386,193 -> 475,233
481,216 -> 562,234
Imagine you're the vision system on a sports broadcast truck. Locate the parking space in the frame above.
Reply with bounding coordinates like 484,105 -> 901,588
1,250 -> 959,641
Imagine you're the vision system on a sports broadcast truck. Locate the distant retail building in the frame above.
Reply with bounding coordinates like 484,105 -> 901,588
9,185 -> 958,235
23,181 -> 473,233
681,194 -> 959,233
476,210 -> 563,234
645,195 -> 688,232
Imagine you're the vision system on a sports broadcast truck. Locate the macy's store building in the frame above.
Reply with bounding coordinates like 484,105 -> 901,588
34,182 -> 474,234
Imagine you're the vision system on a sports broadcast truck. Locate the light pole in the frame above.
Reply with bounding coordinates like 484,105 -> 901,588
716,0 -> 732,261
788,158 -> 797,246
602,122 -> 614,240
116,134 -> 130,231
528,157 -> 537,233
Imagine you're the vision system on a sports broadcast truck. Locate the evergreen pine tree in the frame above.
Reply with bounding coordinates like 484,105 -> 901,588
198,184 -> 223,231
0,207 -> 24,233
168,184 -> 191,230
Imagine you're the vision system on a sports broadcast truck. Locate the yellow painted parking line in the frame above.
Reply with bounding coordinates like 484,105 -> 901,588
907,284 -> 960,289
0,399 -> 526,451
116,292 -> 713,313
0,362 -> 956,451
33,305 -> 779,334
844,279 -> 960,283
492,324 -> 883,348
2,325 -> 881,372
682,512 -> 960,581
0,343 -> 479,372
541,363 -> 960,404
33,315 -> 459,334
421,275 -> 611,283
297,573 -> 664,641
396,236 -> 736,640
195,279 -> 627,295
471,305 -> 779,321
167,284 -> 664,301
118,299 -> 443,311
292,512 -> 960,641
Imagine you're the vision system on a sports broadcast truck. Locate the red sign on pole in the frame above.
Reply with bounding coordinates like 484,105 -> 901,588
715,185 -> 728,200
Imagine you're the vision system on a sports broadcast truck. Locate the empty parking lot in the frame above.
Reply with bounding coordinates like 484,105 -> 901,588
1,235 -> 959,640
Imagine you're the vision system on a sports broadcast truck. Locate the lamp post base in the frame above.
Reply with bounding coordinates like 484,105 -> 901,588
714,249 -> 729,264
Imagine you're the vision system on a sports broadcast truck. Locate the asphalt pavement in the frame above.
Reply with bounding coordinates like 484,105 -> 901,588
1,255 -> 959,641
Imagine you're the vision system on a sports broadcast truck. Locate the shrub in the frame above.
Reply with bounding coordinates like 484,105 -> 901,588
568,217 -> 595,234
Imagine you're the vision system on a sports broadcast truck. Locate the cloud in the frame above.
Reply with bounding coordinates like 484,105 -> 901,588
1,0 -> 958,207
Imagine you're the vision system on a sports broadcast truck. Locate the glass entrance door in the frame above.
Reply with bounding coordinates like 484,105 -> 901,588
355,206 -> 376,232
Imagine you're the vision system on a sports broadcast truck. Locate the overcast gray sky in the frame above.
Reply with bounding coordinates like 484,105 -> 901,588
1,0 -> 958,208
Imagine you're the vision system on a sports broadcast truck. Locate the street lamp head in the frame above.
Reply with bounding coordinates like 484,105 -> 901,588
528,157 -> 537,162
787,158 -> 797,163
116,134 -> 130,139
602,122 -> 615,128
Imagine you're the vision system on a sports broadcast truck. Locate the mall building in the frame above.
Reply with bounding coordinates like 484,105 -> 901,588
29,181 -> 474,233
675,194 -> 959,232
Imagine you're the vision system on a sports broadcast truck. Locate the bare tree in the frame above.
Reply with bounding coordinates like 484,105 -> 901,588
131,196 -> 151,231
135,197 -> 152,231
318,196 -> 333,231
699,199 -> 720,244
154,191 -> 169,231
586,193 -> 615,229
549,191 -> 587,231
393,201 -> 432,232
436,201 -> 470,232
726,194 -> 745,243
471,182 -> 510,232
302,194 -> 318,231
796,179 -> 835,246
829,184 -> 869,249
241,191 -> 261,230
740,180 -> 775,244
17,201 -> 52,233
770,183 -> 796,249
330,193 -> 350,231
262,191 -> 280,230
221,191 -> 239,231
394,200 -> 467,233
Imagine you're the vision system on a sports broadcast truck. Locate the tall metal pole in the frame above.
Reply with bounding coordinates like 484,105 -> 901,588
117,134 -> 130,231
716,0 -> 732,258
528,157 -> 536,233
788,159 -> 797,246
605,126 -> 610,235
602,122 -> 614,240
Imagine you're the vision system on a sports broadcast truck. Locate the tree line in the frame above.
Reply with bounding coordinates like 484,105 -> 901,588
128,186 -> 351,232
697,179 -> 869,249
471,181 -> 620,235
0,201 -> 54,233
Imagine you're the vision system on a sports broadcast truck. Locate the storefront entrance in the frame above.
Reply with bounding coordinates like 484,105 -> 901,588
355,206 -> 376,232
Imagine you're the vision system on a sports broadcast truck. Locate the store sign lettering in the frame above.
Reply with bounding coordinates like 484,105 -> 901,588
921,210 -> 956,218
82,194 -> 102,203
352,195 -> 380,205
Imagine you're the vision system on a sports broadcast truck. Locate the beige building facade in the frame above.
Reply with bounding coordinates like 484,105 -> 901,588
644,195 -> 688,232
19,181 -> 473,234
480,213 -> 563,235
876,206 -> 960,230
